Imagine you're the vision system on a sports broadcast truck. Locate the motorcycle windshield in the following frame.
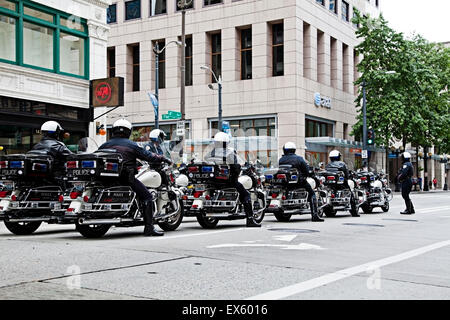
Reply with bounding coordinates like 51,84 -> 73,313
74,137 -> 99,154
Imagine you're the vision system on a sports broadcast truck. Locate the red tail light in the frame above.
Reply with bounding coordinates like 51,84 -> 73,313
205,195 -> 211,200
282,196 -> 287,200
276,174 -> 286,179
182,195 -> 188,200
66,208 -> 74,212
188,167 -> 199,173
271,193 -> 278,199
66,161 -> 78,169
361,177 -> 367,181
58,195 -> 64,203
70,192 -> 80,199
192,204 -> 199,209
327,176 -> 336,181
331,194 -> 336,198
83,196 -> 89,202
193,191 -> 204,198
0,191 -> 8,198
11,195 -> 17,201
0,161 -> 7,169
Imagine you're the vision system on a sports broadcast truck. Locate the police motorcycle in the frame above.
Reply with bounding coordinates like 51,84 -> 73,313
186,146 -> 267,229
0,122 -> 84,235
356,169 -> 392,213
264,166 -> 326,222
61,149 -> 184,238
316,158 -> 361,218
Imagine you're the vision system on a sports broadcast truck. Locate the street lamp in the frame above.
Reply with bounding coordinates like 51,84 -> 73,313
361,70 -> 396,169
153,40 -> 183,129
200,65 -> 223,132
178,0 -> 193,123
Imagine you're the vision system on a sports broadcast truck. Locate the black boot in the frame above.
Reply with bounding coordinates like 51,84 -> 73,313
143,201 -> 164,236
410,202 -> 415,214
244,202 -> 260,228
310,197 -> 324,222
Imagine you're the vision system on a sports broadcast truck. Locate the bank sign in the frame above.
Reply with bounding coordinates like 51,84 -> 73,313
314,93 -> 331,109
90,77 -> 124,108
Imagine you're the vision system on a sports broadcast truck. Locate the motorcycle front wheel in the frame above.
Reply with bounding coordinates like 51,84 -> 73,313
381,201 -> 389,212
4,221 -> 42,235
75,222 -> 111,238
158,201 -> 184,231
324,206 -> 337,217
274,210 -> 292,222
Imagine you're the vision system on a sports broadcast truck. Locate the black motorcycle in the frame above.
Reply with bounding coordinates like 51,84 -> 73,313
355,170 -> 392,213
0,151 -> 72,235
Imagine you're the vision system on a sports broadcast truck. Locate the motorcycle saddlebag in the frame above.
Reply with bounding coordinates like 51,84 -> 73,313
66,151 -> 123,181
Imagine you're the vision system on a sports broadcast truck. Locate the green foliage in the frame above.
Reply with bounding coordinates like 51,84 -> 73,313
351,10 -> 450,154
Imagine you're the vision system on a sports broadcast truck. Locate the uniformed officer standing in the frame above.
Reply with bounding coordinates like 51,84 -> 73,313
397,152 -> 415,215
279,142 -> 324,222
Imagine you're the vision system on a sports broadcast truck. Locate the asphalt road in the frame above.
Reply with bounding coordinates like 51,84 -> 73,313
0,191 -> 449,300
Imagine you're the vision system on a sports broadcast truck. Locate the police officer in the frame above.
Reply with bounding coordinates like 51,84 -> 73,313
326,150 -> 360,217
205,132 -> 260,227
31,121 -> 72,177
397,152 -> 415,215
144,129 -> 167,156
99,119 -> 172,236
279,142 -> 324,222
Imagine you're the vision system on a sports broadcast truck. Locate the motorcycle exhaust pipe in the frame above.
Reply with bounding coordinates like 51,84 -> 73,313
77,218 -> 134,225
8,217 -> 51,223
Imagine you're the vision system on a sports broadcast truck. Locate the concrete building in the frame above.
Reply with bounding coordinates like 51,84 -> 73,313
106,0 -> 382,168
0,0 -> 111,153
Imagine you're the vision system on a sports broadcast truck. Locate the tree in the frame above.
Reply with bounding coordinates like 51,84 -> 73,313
351,10 -> 450,166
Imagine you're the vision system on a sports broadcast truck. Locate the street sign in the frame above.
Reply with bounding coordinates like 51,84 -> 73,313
90,77 -> 124,108
176,120 -> 185,136
362,150 -> 368,159
168,110 -> 182,118
162,114 -> 182,120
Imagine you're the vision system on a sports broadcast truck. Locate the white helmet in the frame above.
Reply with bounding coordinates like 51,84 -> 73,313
283,142 -> 296,155
41,121 -> 63,133
329,150 -> 341,160
150,129 -> 167,142
214,132 -> 230,144
112,119 -> 132,138
403,152 -> 411,160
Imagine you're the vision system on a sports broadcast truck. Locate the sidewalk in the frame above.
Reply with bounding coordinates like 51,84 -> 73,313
393,189 -> 450,194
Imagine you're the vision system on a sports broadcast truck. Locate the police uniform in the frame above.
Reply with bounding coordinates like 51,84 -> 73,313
279,153 -> 319,219
398,160 -> 415,214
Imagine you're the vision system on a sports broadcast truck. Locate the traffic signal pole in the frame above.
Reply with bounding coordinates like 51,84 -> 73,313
362,80 -> 368,169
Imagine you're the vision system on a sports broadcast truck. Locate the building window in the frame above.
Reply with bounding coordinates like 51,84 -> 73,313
316,0 -> 324,6
211,32 -> 221,83
204,0 -> 222,5
329,0 -> 338,14
210,117 -> 277,167
107,4 -> 117,23
0,0 -> 89,79
125,0 -> 141,20
342,1 -> 349,22
132,44 -> 140,91
0,15 -> 16,62
23,22 -> 54,70
185,36 -> 193,86
306,118 -> 334,138
176,1 -> 193,11
272,23 -> 284,77
150,0 -> 166,16
154,39 -> 165,89
107,47 -> 116,78
0,0 -> 15,11
240,28 -> 252,80
352,8 -> 359,28
60,32 -> 85,76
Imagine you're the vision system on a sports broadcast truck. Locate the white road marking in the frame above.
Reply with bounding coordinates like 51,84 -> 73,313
207,243 -> 324,250
246,239 -> 450,300
149,228 -> 248,240
273,235 -> 298,242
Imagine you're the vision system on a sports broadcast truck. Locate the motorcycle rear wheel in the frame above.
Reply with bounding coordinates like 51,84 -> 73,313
196,213 -> 219,229
75,222 -> 111,238
381,201 -> 389,212
274,210 -> 292,222
4,221 -> 42,235
158,202 -> 184,231
361,203 -> 373,214
324,206 -> 337,217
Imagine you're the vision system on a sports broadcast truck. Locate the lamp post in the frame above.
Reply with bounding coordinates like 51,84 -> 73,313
153,40 -> 183,129
178,0 -> 193,122
200,65 -> 223,132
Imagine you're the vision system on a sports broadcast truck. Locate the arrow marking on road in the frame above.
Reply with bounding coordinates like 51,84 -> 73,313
207,243 -> 324,250
273,234 -> 298,242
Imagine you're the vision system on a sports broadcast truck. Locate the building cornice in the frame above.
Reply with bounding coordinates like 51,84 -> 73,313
78,0 -> 112,9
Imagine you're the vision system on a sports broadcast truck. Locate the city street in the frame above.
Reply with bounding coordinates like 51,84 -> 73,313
0,191 -> 449,300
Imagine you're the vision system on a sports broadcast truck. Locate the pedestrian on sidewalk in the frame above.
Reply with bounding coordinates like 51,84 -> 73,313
433,177 -> 437,190
418,177 -> 422,191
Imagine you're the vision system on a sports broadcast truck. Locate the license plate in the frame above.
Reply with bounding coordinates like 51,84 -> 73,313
72,169 -> 92,176
1,169 -> 18,176
193,173 -> 211,179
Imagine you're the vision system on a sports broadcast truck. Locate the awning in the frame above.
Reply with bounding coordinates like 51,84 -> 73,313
305,137 -> 386,152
